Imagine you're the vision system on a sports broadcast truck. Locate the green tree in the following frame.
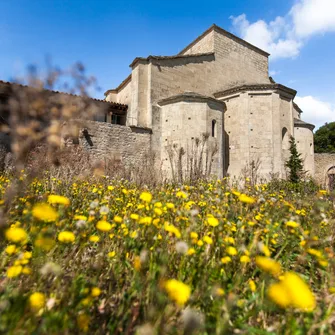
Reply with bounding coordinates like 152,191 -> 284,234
314,122 -> 335,153
286,136 -> 304,183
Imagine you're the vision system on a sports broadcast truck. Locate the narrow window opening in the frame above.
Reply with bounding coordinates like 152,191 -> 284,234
212,120 -> 216,137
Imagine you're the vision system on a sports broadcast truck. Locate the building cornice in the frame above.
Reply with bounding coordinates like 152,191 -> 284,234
158,92 -> 226,108
129,52 -> 215,69
214,83 -> 297,99
294,118 -> 315,130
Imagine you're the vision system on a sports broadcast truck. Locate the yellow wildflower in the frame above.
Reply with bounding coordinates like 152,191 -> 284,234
268,272 -> 316,311
91,287 -> 101,297
255,256 -> 281,276
29,292 -> 46,311
113,216 -> 123,223
7,265 -> 22,278
5,227 -> 28,244
227,246 -> 238,256
164,223 -> 181,238
165,279 -> 191,306
207,217 -> 219,227
5,244 -> 17,255
48,195 -> 70,206
134,256 -> 141,271
238,194 -> 256,204
190,232 -> 198,239
307,248 -> 323,258
108,251 -> 116,258
187,248 -> 196,255
58,231 -> 75,243
176,191 -> 188,199
249,280 -> 256,292
140,191 -> 152,203
130,213 -> 139,220
96,220 -> 112,232
240,255 -> 251,263
89,235 -> 100,243
197,240 -> 204,247
286,221 -> 299,228
203,236 -> 213,245
221,256 -> 232,264
32,203 -> 58,222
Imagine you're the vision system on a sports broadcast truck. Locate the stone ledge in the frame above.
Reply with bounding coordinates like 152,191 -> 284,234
214,83 -> 297,99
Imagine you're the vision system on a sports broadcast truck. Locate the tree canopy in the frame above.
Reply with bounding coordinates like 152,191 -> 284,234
314,122 -> 335,153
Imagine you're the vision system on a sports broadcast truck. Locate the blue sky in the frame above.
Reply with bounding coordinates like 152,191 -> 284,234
0,0 -> 334,129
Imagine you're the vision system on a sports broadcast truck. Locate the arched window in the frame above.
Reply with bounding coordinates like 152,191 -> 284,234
212,120 -> 216,137
327,166 -> 335,191
282,127 -> 289,150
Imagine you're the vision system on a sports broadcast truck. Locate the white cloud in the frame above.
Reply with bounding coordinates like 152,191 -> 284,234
295,96 -> 335,129
291,0 -> 335,38
230,0 -> 335,60
230,14 -> 300,60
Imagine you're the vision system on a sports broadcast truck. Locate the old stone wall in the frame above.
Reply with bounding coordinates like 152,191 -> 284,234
78,121 -> 152,167
157,97 -> 224,179
314,153 -> 335,186
295,126 -> 314,176
182,30 -> 215,55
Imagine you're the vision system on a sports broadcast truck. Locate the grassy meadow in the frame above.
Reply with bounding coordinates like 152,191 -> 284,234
0,174 -> 335,334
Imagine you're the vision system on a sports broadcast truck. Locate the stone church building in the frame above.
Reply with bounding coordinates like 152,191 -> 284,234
0,24 -> 322,182
104,24 -> 315,180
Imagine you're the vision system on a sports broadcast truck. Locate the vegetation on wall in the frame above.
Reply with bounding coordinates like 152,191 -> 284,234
314,122 -> 335,153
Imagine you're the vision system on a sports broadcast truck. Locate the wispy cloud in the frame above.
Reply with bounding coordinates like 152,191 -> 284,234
230,0 -> 335,60
295,95 -> 335,129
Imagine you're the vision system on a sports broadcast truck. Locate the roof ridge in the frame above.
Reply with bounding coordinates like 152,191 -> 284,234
178,24 -> 270,57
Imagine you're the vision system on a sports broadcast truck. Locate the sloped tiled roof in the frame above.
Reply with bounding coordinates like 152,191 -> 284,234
294,118 -> 315,130
0,80 -> 128,111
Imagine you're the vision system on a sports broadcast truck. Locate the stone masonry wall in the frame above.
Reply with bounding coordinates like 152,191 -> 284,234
79,121 -> 151,167
182,30 -> 215,55
314,153 -> 335,186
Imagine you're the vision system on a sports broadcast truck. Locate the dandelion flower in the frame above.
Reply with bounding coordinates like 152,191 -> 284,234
7,265 -> 22,278
165,279 -> 191,306
140,191 -> 153,203
58,231 -> 75,243
227,246 -> 237,256
207,217 -> 219,227
255,256 -> 281,276
48,195 -> 70,206
29,292 -> 46,311
249,280 -> 256,292
91,287 -> 101,297
89,235 -> 100,243
96,220 -> 112,232
238,194 -> 256,204
221,256 -> 232,264
268,272 -> 316,311
5,227 -> 28,244
5,244 -> 17,255
240,255 -> 251,263
203,236 -> 213,245
285,221 -> 299,228
32,203 -> 58,222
